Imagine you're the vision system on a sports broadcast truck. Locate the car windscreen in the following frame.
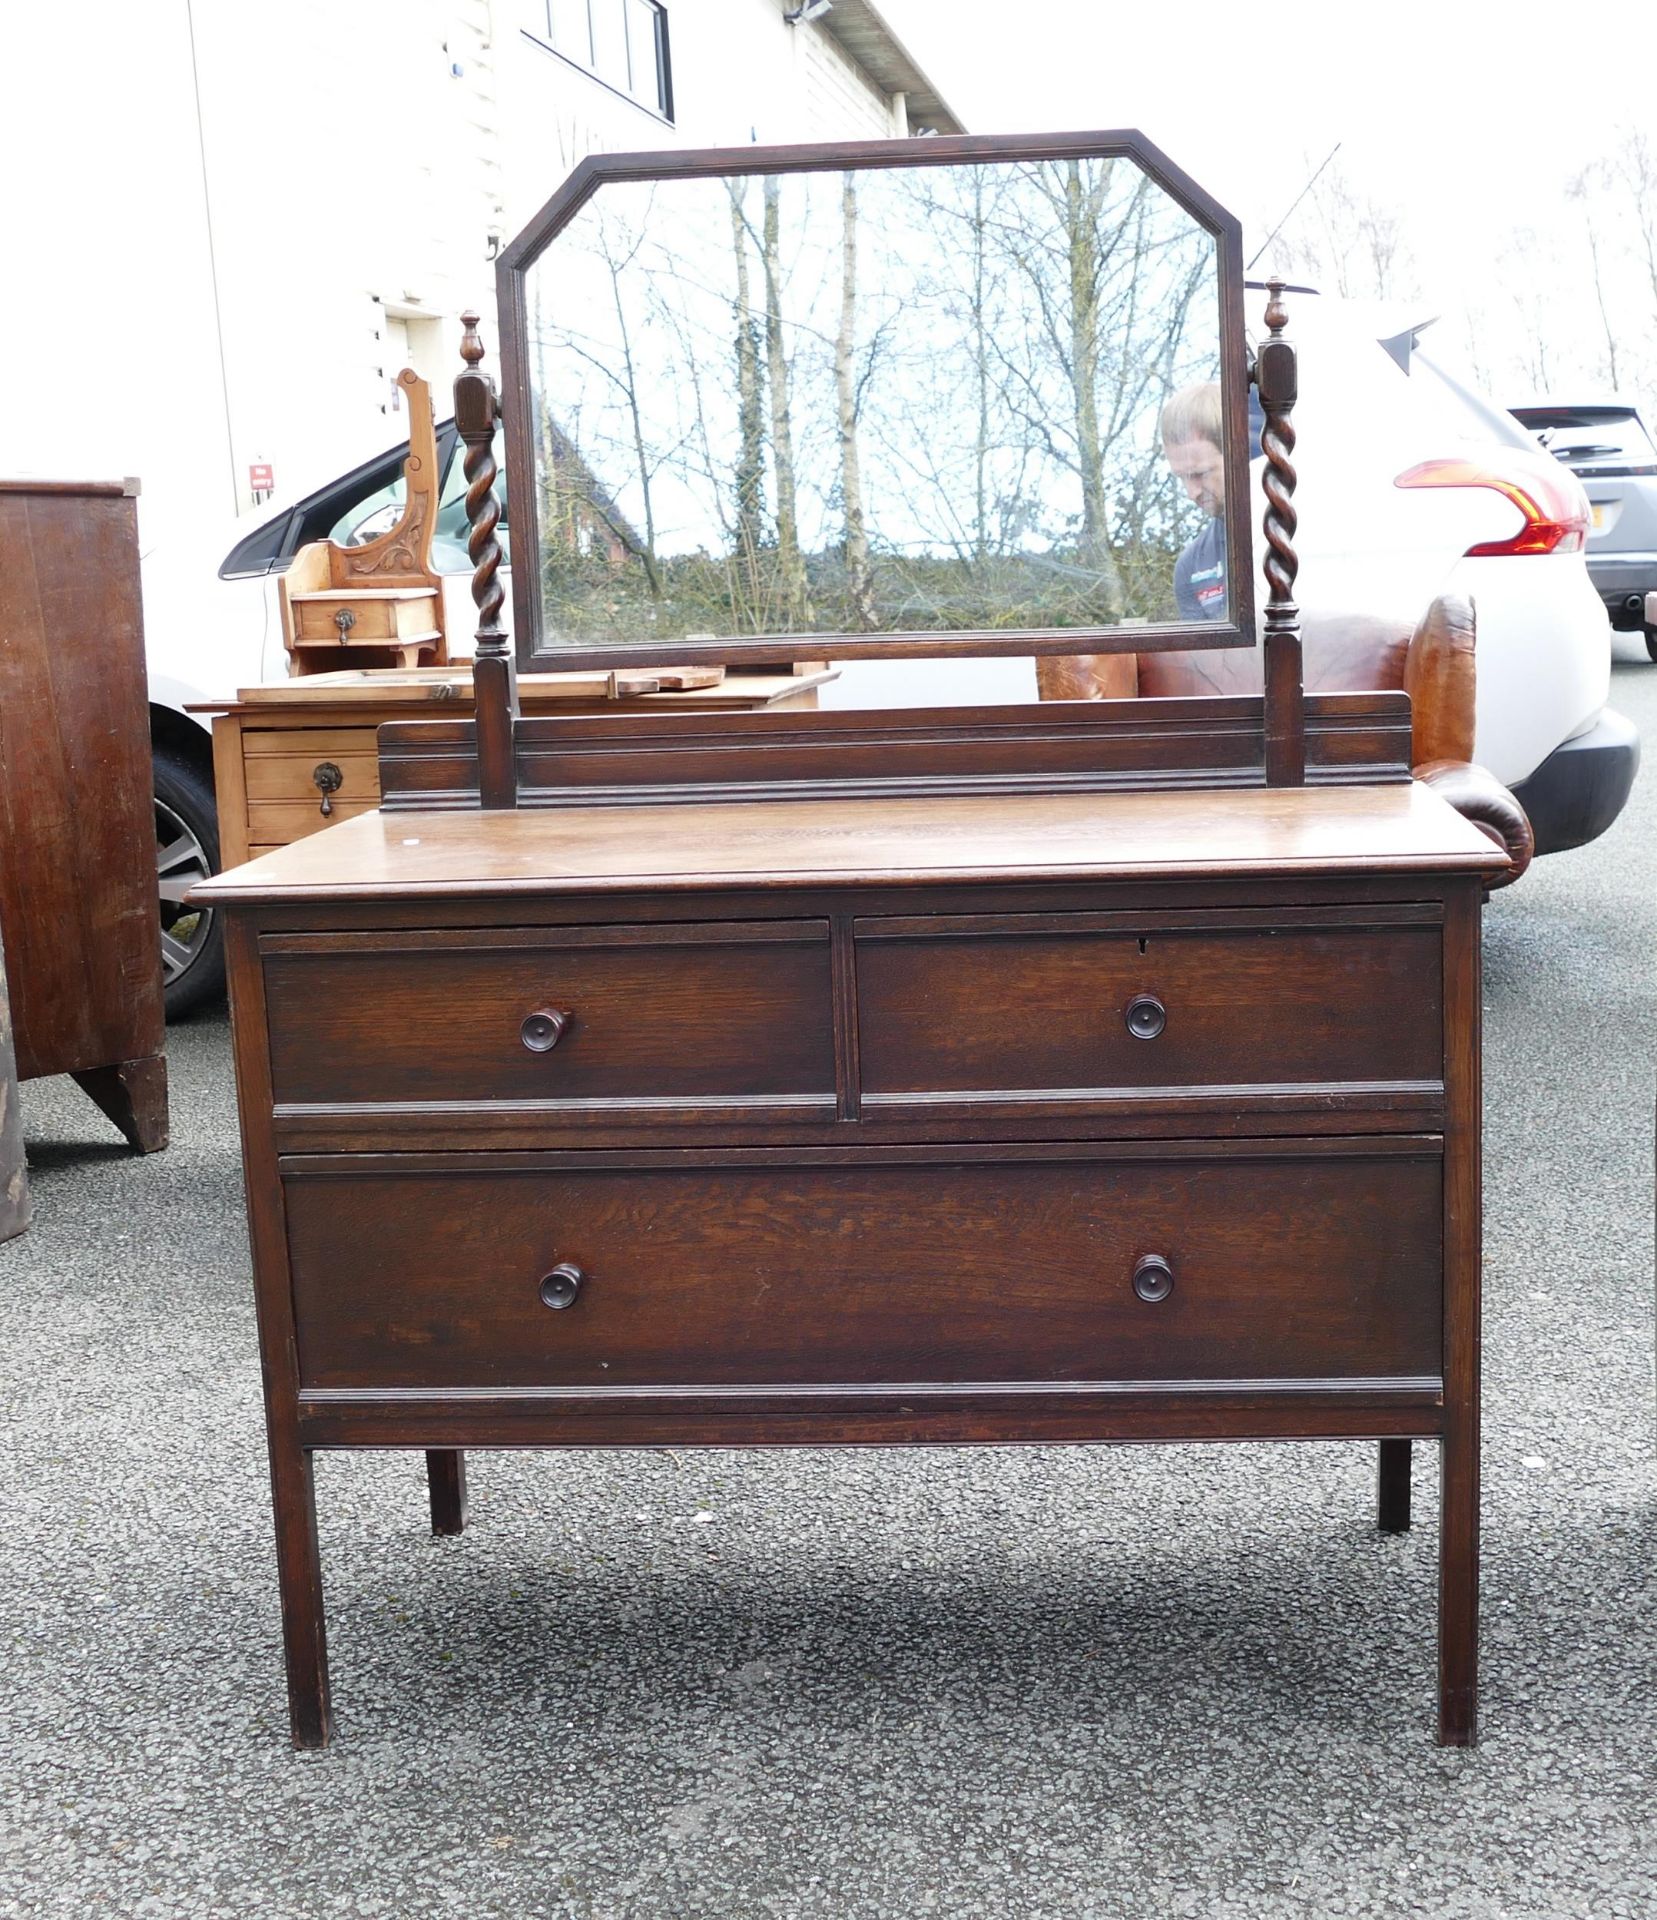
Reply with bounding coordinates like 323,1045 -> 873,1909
1413,351 -> 1537,452
216,422 -> 463,579
1512,408 -> 1657,475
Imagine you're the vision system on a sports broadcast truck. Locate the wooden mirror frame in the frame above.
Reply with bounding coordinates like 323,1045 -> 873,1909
495,128 -> 1256,674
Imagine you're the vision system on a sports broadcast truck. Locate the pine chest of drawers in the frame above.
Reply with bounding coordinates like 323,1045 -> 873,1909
197,669 -> 832,866
200,781 -> 1502,1748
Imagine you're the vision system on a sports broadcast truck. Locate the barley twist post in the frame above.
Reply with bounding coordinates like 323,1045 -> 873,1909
457,311 -> 518,808
1256,279 -> 1303,786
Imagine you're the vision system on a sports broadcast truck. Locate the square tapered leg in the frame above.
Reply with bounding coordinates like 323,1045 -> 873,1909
426,1449 -> 468,1535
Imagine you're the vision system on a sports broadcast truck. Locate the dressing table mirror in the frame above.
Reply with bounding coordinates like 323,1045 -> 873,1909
503,139 -> 1247,666
197,131 -> 1528,1750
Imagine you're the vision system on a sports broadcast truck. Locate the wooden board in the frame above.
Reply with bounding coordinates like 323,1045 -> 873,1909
194,781 -> 1508,905
226,665 -> 728,706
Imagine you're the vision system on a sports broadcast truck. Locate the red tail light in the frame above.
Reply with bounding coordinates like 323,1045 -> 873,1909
1394,450 -> 1590,555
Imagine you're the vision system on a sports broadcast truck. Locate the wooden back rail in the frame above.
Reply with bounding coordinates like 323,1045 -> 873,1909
377,689 -> 1406,814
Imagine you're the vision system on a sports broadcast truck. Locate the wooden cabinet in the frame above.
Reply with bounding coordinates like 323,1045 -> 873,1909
196,126 -> 1528,1756
200,668 -> 833,866
0,938 -> 28,1240
0,480 -> 166,1151
201,782 -> 1501,1747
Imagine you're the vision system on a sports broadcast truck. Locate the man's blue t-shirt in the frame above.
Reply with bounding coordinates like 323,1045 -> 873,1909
1174,516 -> 1226,621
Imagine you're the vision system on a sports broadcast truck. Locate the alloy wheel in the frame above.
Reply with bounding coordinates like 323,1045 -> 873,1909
156,796 -> 216,990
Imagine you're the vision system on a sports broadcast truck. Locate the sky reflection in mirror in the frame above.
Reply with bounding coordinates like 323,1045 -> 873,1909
525,156 -> 1224,648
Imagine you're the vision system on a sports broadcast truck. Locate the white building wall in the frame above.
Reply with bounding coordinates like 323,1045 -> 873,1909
2,0 -> 912,550
798,25 -> 905,140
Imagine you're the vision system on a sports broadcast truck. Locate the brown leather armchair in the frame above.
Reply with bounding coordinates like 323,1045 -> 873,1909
1035,594 -> 1534,887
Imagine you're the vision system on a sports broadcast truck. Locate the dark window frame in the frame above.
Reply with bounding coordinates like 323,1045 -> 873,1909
523,0 -> 673,124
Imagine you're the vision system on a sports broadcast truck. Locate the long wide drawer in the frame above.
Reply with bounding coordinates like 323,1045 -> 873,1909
262,922 -> 836,1113
282,1146 -> 1443,1392
855,908 -> 1442,1103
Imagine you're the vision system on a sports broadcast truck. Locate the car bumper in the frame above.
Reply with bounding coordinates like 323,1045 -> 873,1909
1587,552 -> 1657,626
1508,707 -> 1640,856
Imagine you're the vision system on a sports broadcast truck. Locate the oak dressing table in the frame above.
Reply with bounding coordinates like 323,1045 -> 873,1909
198,132 -> 1520,1747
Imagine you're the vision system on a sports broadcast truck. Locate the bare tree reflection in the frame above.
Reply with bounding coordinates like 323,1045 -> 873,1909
527,157 -> 1222,648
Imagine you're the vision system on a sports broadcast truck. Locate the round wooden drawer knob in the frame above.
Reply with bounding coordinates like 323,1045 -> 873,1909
538,1263 -> 585,1310
1132,1254 -> 1174,1304
520,1008 -> 571,1053
1125,993 -> 1166,1040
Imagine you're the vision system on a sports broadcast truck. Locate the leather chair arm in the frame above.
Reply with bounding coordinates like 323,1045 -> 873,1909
1403,595 -> 1478,766
1414,759 -> 1534,889
1034,653 -> 1138,701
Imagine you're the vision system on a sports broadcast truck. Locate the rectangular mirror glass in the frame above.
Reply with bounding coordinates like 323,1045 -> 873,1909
501,136 -> 1251,668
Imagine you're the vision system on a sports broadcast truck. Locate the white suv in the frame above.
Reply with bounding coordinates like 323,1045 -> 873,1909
1277,290 -> 1637,849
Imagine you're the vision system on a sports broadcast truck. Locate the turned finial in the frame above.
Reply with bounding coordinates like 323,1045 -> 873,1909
459,310 -> 485,370
1263,277 -> 1289,338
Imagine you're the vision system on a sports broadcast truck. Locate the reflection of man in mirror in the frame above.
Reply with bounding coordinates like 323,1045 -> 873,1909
1161,383 -> 1226,621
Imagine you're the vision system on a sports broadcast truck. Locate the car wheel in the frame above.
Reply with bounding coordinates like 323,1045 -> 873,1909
154,750 -> 226,1018
1645,624 -> 1657,664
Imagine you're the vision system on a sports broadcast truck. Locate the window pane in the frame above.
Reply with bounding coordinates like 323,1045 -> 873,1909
548,0 -> 592,63
590,0 -> 629,87
625,0 -> 662,103
591,0 -> 629,85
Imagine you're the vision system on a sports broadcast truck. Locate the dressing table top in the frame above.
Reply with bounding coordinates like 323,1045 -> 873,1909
196,781 -> 1504,905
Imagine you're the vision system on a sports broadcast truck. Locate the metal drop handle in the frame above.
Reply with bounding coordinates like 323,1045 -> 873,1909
312,761 -> 344,818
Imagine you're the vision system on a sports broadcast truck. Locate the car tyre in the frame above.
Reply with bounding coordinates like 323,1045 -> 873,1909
1645,624 -> 1657,664
154,749 -> 226,1018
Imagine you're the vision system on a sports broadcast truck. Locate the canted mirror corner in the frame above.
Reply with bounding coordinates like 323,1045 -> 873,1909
498,131 -> 1254,672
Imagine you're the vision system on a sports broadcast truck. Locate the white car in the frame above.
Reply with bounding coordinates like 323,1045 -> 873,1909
820,290 -> 1637,839
144,304 -> 1636,1013
1278,289 -> 1636,849
144,422 -> 485,1015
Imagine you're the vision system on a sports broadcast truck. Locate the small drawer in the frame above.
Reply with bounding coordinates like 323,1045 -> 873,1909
855,910 -> 1441,1103
243,749 -> 379,805
290,588 -> 439,645
245,798 -> 381,847
262,921 -> 835,1113
282,1148 -> 1443,1391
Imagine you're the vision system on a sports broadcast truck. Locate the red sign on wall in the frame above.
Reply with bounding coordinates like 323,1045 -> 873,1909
249,462 -> 274,494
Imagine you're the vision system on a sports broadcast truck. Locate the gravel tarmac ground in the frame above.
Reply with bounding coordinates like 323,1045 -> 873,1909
2,644 -> 1654,1920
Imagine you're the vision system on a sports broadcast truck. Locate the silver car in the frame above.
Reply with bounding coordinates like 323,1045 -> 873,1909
1512,401 -> 1657,660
